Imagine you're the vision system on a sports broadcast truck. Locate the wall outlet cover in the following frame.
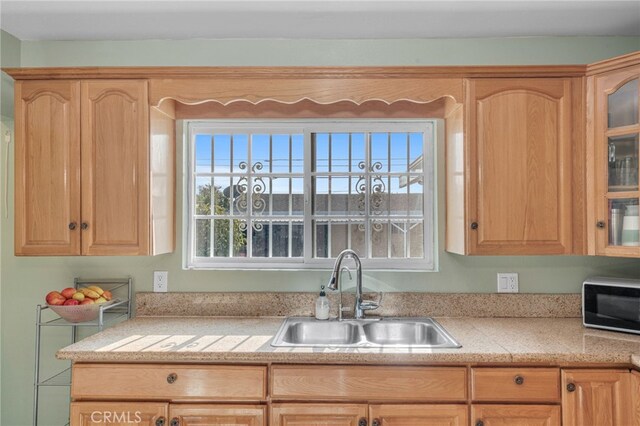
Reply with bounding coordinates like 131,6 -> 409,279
153,271 -> 168,292
497,273 -> 519,293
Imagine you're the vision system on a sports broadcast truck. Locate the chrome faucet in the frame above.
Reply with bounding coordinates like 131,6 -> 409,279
327,249 -> 380,319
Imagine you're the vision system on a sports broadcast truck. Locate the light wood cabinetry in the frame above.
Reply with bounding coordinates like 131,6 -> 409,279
170,404 -> 266,426
72,364 -> 267,401
270,404 -> 367,426
561,369 -> 634,426
369,404 -> 468,426
15,80 -> 81,255
270,365 -> 467,402
448,78 -> 575,255
71,364 -> 639,426
587,52 -> 640,257
471,404 -> 561,426
14,79 -> 175,256
471,368 -> 560,403
70,402 -> 168,426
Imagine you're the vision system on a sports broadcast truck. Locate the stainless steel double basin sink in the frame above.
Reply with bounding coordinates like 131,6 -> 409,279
271,317 -> 461,348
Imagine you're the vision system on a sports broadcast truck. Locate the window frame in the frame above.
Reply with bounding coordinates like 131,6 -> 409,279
184,119 -> 436,271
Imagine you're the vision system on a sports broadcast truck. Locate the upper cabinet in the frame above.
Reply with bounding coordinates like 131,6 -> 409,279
15,80 -> 81,255
14,79 -> 175,256
447,78 -> 577,255
587,52 -> 640,257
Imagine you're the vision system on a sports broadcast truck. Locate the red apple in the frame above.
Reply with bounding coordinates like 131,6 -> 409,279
63,299 -> 79,306
60,287 -> 76,299
45,291 -> 66,306
80,299 -> 94,305
102,290 -> 112,301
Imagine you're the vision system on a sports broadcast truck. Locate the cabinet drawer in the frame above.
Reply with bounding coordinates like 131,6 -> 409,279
472,368 -> 560,402
72,364 -> 267,401
271,365 -> 467,402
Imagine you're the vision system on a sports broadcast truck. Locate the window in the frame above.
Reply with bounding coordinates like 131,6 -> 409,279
186,120 -> 435,270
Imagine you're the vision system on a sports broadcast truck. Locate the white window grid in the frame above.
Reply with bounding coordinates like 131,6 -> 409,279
186,120 -> 435,270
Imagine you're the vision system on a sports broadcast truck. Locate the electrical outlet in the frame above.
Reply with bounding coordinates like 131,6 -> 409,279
497,273 -> 519,293
153,271 -> 168,292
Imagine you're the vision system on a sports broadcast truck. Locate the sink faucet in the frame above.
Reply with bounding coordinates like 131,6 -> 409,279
327,249 -> 379,319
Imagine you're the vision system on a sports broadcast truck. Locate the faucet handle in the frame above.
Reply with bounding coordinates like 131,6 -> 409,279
359,300 -> 380,311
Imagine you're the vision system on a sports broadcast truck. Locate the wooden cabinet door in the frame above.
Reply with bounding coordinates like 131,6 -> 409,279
15,80 -> 81,255
632,370 -> 640,424
472,404 -> 560,426
70,401 -> 167,426
81,80 -> 150,255
589,61 -> 640,258
170,404 -> 265,426
270,404 -> 367,426
562,369 -> 633,426
466,78 -> 573,255
369,404 -> 468,426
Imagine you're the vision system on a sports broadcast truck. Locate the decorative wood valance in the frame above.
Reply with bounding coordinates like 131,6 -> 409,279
3,65 -> 588,110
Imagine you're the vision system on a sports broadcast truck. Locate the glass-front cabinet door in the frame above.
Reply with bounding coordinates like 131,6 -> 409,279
593,60 -> 640,257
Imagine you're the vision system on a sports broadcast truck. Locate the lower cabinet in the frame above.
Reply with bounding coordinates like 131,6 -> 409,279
471,405 -> 561,426
70,402 -> 168,426
71,402 -> 265,426
69,364 -> 640,426
561,369 -> 634,426
170,404 -> 266,426
369,404 -> 468,426
270,403 -> 367,426
270,404 -> 468,426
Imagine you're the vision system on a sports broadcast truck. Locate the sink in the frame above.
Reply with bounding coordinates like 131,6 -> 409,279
271,317 -> 461,348
362,320 -> 453,347
278,320 -> 363,345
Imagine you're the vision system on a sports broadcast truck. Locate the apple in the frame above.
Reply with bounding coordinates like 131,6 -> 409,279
102,290 -> 112,301
60,287 -> 76,299
63,299 -> 79,306
80,299 -> 94,305
45,291 -> 66,306
72,292 -> 85,301
95,297 -> 107,304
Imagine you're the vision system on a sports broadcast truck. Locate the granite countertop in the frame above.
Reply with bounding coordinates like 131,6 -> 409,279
57,316 -> 640,367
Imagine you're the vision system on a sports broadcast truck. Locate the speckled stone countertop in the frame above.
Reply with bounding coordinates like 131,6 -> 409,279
57,316 -> 640,367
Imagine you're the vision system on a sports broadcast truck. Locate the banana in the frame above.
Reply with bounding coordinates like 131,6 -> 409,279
80,288 -> 100,299
86,285 -> 104,296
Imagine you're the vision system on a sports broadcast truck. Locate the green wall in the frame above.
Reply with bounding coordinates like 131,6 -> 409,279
2,34 -> 640,425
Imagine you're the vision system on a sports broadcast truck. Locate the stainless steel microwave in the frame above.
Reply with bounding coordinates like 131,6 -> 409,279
583,276 -> 640,335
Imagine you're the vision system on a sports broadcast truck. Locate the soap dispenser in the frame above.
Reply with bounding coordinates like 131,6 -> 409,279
315,285 -> 330,320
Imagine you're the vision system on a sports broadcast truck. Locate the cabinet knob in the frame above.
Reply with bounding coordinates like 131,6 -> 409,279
372,419 -> 381,426
155,417 -> 165,426
68,222 -> 77,230
170,418 -> 179,426
514,375 -> 524,385
567,383 -> 576,392
167,373 -> 178,384
81,222 -> 89,230
471,222 -> 479,230
476,421 -> 484,426
596,221 -> 605,229
358,418 -> 368,426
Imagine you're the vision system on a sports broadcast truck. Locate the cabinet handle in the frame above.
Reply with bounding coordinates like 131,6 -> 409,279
358,418 -> 367,426
155,417 -> 165,426
596,221 -> 605,229
475,421 -> 484,426
567,383 -> 576,392
170,418 -> 179,426
167,373 -> 178,384
372,419 -> 381,426
471,222 -> 479,230
68,222 -> 77,230
514,375 -> 524,385
81,222 -> 89,230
